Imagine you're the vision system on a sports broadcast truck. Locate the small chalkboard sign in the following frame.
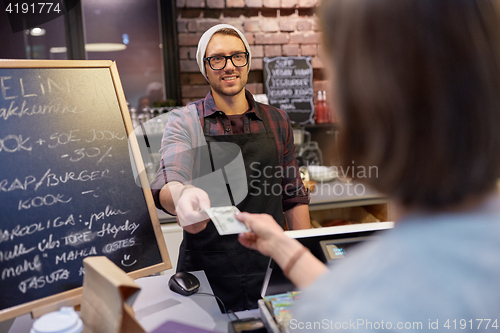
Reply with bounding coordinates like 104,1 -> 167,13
0,60 -> 171,321
263,56 -> 314,125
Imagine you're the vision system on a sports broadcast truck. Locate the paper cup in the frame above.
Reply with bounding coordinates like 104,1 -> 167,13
31,307 -> 83,333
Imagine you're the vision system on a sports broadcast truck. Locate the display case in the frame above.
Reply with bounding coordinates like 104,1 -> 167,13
308,181 -> 391,227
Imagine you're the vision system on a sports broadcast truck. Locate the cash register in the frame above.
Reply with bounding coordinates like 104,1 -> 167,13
258,222 -> 394,332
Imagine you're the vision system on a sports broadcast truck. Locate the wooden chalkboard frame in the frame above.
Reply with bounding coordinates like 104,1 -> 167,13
0,60 -> 171,322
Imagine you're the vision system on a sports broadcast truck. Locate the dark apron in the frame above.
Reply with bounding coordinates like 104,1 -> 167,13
176,104 -> 284,312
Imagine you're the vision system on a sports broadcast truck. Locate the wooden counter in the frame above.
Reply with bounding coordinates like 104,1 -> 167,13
309,180 -> 387,211
158,180 -> 391,227
308,180 -> 390,227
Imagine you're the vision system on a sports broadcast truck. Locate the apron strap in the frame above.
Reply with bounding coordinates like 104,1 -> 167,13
203,114 -> 211,136
206,140 -> 236,206
254,103 -> 274,139
204,117 -> 236,206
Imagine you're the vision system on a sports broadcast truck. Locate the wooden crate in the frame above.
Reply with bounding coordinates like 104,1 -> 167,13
309,203 -> 390,228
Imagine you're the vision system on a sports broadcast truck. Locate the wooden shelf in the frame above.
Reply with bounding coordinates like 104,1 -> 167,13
308,181 -> 392,227
304,122 -> 337,129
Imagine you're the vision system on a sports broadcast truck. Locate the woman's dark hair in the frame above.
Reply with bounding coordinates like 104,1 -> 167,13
319,0 -> 500,209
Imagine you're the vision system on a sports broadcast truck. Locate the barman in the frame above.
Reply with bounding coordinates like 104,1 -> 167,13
151,24 -> 310,312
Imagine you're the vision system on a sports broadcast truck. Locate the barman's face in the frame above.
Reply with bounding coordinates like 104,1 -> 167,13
205,33 -> 248,97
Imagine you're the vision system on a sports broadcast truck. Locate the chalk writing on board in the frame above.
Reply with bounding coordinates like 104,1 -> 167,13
0,67 -> 164,313
263,56 -> 315,125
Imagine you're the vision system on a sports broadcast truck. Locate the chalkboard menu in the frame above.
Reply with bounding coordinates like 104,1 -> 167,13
0,60 -> 170,321
263,56 -> 314,125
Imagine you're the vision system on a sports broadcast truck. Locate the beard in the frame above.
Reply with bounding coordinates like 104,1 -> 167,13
210,81 -> 246,97
207,69 -> 248,98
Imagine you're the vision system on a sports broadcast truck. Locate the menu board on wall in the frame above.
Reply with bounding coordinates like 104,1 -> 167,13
0,60 -> 170,321
263,56 -> 314,125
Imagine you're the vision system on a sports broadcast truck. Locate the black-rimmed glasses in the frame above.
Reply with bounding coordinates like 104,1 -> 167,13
204,52 -> 249,70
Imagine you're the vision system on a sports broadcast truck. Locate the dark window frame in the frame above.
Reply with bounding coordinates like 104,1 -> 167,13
62,0 -> 180,103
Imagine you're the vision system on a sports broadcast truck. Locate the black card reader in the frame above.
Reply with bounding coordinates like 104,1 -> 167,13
228,318 -> 267,333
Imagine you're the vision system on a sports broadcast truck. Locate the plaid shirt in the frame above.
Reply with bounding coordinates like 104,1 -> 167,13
151,90 -> 309,213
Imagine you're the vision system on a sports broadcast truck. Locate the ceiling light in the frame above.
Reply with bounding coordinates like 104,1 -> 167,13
30,28 -> 46,36
85,43 -> 127,52
50,46 -> 67,53
50,43 -> 127,54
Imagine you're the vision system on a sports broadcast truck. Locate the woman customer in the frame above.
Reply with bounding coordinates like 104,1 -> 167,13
237,0 -> 500,329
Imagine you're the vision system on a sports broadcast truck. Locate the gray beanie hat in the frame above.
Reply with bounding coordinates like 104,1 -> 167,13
196,24 -> 252,82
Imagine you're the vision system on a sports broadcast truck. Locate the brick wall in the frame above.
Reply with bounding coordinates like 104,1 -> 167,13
176,0 -> 327,105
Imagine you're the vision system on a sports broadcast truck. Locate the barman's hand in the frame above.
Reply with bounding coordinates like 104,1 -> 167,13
160,182 -> 211,234
175,186 -> 211,233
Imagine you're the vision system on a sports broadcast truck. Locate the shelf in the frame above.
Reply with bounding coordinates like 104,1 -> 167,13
304,123 -> 337,129
308,181 -> 391,227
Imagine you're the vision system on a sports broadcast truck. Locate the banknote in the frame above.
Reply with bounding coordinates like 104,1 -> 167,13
202,206 -> 250,235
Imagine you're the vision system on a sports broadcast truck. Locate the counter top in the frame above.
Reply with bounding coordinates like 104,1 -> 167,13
157,180 -> 387,223
134,270 -> 224,332
309,180 -> 386,211
157,209 -> 176,223
3,270 -> 260,333
134,270 -> 260,332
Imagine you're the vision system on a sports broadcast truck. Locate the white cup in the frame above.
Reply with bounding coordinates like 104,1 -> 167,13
31,307 -> 83,333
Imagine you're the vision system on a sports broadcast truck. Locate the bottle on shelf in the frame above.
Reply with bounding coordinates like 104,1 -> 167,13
323,90 -> 335,123
141,106 -> 150,123
129,106 -> 138,128
315,90 -> 329,124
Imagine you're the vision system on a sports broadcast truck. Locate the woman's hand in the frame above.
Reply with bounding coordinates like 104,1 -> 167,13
236,211 -> 328,288
236,212 -> 289,257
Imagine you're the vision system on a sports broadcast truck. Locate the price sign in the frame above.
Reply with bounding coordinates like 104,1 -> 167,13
263,56 -> 315,125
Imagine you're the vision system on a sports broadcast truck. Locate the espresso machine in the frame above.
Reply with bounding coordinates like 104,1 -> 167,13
293,126 -> 323,167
